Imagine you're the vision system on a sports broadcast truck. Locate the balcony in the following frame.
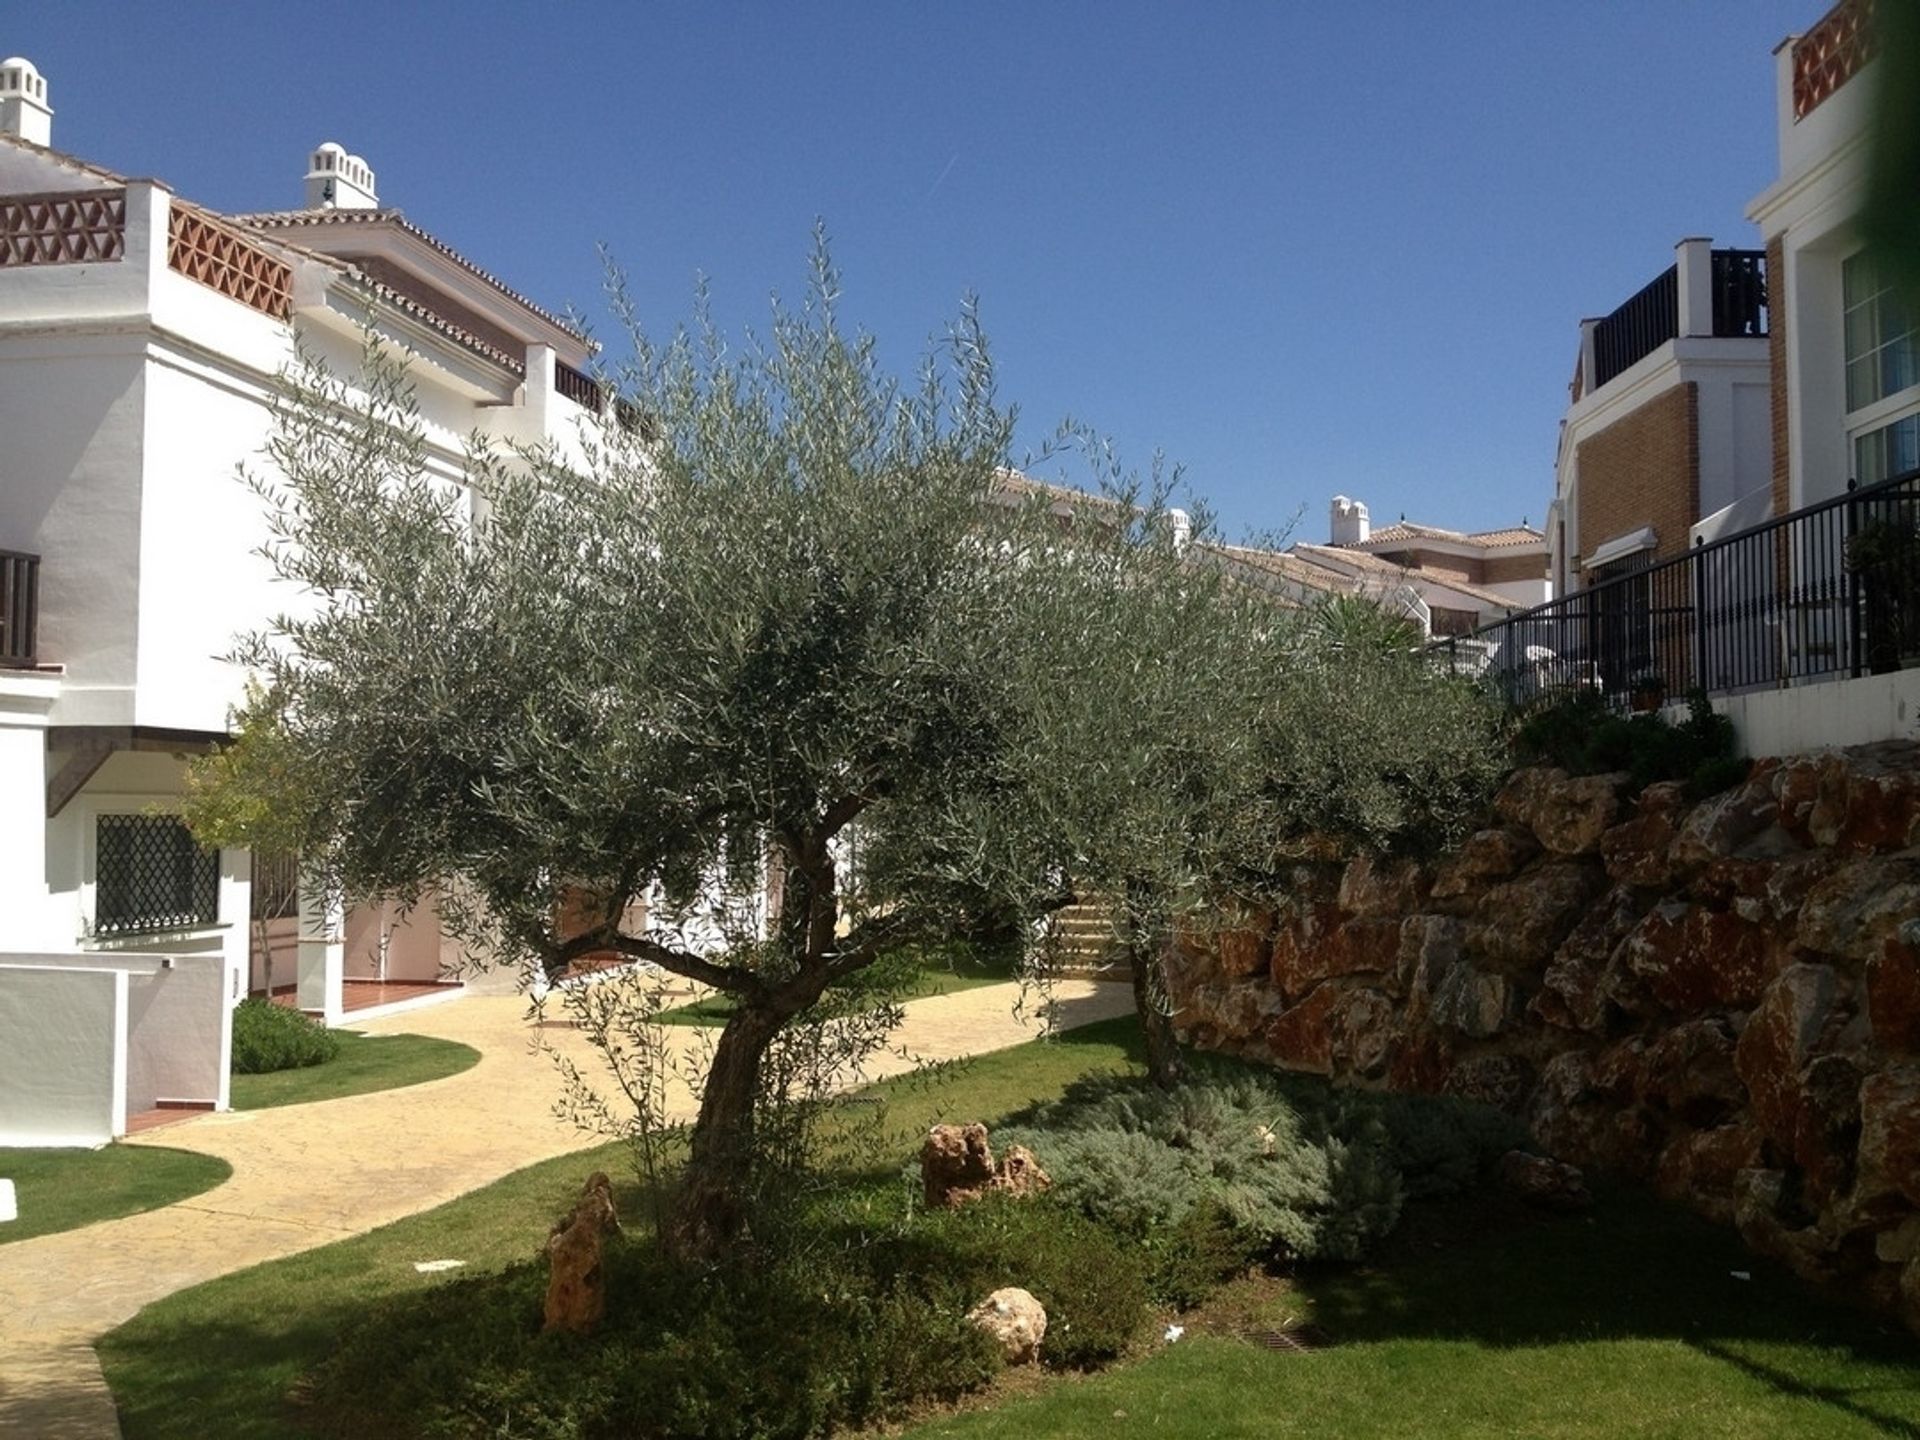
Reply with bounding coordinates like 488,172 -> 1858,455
1589,246 -> 1768,391
0,549 -> 39,668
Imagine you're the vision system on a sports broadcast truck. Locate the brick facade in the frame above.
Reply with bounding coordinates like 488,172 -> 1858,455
1484,552 -> 1548,586
1573,381 -> 1700,578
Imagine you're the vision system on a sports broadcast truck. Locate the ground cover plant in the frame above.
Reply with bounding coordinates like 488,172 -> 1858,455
230,1030 -> 478,1110
230,997 -> 341,1074
0,1146 -> 230,1246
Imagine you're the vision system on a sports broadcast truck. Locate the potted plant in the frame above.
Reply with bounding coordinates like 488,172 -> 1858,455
1628,671 -> 1666,713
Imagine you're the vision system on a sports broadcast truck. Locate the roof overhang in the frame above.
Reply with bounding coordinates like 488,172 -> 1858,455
1584,526 -> 1658,570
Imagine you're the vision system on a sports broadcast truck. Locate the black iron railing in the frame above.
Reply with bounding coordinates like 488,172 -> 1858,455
1433,467 -> 1920,707
0,549 -> 38,667
1711,249 -> 1768,339
554,361 -> 603,410
1590,249 -> 1768,391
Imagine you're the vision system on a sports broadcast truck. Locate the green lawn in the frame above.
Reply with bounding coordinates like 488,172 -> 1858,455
1,1145 -> 231,1246
230,1031 -> 479,1110
653,950 -> 1019,1026
897,1185 -> 1920,1440
100,1015 -> 1920,1440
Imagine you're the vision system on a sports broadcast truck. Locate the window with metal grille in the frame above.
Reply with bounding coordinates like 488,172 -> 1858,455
94,814 -> 219,935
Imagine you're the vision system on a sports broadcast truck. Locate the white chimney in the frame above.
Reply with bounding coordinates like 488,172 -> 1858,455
1330,495 -> 1370,547
305,142 -> 378,210
0,57 -> 52,146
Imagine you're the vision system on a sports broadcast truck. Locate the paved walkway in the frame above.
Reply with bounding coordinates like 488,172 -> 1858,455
0,978 -> 1132,1439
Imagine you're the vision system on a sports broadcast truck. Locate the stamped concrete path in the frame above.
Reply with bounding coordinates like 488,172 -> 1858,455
0,977 -> 1132,1439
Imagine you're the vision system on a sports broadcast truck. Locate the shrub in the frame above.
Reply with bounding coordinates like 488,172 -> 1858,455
1512,688 -> 1745,799
229,997 -> 340,1074
994,1059 -> 1525,1274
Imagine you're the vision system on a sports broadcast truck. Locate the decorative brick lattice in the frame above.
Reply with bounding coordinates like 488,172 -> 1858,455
0,189 -> 126,266
1793,0 -> 1876,121
167,206 -> 293,320
94,814 -> 220,936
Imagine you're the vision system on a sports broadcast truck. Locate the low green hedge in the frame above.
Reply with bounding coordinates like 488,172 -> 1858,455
230,996 -> 341,1074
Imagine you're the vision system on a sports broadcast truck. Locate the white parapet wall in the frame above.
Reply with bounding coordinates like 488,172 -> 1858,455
1692,669 -> 1920,758
0,963 -> 127,1146
0,949 -> 235,1147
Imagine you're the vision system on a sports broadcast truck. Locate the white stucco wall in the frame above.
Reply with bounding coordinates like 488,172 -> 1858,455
0,962 -> 126,1146
124,951 -> 233,1113
1696,668 -> 1920,757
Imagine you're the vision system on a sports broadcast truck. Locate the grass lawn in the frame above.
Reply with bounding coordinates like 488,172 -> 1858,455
101,1014 -> 1920,1440
230,1031 -> 479,1110
653,949 -> 1019,1026
1,1146 -> 230,1246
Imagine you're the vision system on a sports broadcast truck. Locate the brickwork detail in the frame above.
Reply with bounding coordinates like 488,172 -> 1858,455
1484,552 -> 1548,587
1769,236 -> 1791,516
167,206 -> 293,321
1573,382 -> 1699,578
0,190 -> 125,266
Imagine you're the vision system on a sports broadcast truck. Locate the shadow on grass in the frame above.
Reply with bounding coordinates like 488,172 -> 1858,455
1300,1179 -> 1920,1437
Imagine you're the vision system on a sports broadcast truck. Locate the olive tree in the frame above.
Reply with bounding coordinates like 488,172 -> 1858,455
214,239 -> 1147,1257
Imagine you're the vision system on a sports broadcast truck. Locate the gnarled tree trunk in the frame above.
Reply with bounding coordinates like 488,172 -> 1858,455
664,999 -> 783,1260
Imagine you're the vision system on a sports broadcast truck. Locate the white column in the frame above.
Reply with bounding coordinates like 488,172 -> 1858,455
1578,318 -> 1599,398
295,874 -> 345,1024
1675,237 -> 1714,339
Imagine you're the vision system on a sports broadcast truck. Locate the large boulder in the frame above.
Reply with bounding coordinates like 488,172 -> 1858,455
1330,986 -> 1397,1077
1600,780 -> 1687,888
1617,902 -> 1773,1011
1776,742 -> 1920,852
1430,827 -> 1539,907
1641,1015 -> 1744,1126
1855,1067 -> 1920,1218
967,1287 -> 1047,1364
1797,856 -> 1920,966
1266,983 -> 1342,1075
1531,884 -> 1651,1032
1270,907 -> 1401,999
1669,774 -> 1780,871
1468,863 -> 1605,969
1868,919 -> 1920,1054
1654,1121 -> 1765,1225
1500,1150 -> 1591,1211
1495,768 -> 1625,856
1735,963 -> 1842,1150
1338,853 -> 1429,917
1426,961 -> 1515,1040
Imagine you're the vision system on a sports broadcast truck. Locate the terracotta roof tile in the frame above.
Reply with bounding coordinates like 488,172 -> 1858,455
1288,543 -> 1521,611
229,207 -> 582,339
1360,519 -> 1543,551
340,268 -> 526,376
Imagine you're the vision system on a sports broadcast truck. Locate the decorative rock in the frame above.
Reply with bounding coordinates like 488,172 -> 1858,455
1499,1150 -> 1592,1211
1214,902 -> 1276,978
1330,986 -> 1397,1076
1268,903 -> 1342,999
1496,767 -> 1625,856
1398,915 -> 1465,1017
1654,1122 -> 1765,1225
1668,772 -> 1779,870
995,1145 -> 1053,1198
544,1172 -> 622,1334
922,1123 -> 997,1208
1642,1016 -> 1744,1126
1868,931 -> 1920,1055
968,1286 -> 1047,1364
1430,827 -> 1538,903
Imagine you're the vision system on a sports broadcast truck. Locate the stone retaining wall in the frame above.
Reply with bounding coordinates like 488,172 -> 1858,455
1170,741 -> 1920,1331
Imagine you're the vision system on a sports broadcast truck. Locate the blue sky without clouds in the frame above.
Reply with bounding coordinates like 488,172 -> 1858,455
10,2 -> 1816,544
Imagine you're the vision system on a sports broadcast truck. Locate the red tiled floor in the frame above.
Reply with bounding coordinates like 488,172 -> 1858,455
125,1103 -> 212,1135
256,980 -> 463,1013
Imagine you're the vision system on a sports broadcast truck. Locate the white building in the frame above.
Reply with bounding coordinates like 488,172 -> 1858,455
0,57 -> 609,1052
1748,0 -> 1914,511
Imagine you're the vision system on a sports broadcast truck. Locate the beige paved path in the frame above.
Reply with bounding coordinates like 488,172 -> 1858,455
0,978 -> 1131,1439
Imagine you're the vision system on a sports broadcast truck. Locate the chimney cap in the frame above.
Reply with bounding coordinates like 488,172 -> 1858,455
305,141 -> 378,209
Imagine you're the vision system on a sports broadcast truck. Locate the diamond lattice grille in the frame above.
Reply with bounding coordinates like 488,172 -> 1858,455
95,815 -> 220,936
0,190 -> 126,266
167,207 -> 293,320
1793,0 -> 1877,121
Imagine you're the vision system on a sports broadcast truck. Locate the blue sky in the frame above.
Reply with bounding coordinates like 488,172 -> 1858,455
10,2 -> 1814,543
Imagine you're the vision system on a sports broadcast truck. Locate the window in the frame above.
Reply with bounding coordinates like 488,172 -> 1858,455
1856,413 -> 1920,487
1844,251 -> 1918,414
94,814 -> 219,935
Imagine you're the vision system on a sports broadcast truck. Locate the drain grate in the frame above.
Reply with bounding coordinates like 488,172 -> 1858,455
1242,1324 -> 1333,1353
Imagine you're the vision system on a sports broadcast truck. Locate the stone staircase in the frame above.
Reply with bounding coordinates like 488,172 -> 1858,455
1036,899 -> 1127,977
